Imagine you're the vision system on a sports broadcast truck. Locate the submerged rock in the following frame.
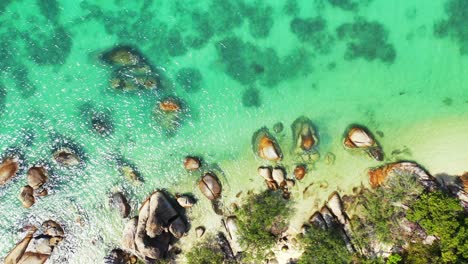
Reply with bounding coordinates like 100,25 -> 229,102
153,97 -> 187,137
184,156 -> 201,171
252,128 -> 282,161
110,192 -> 131,218
101,46 -> 143,67
198,173 -> 222,201
27,166 -> 48,190
119,165 -> 142,185
19,185 -> 35,208
53,148 -> 80,167
291,116 -> 318,151
0,158 -> 20,186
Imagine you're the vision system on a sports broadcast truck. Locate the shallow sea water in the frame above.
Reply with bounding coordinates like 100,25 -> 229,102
0,0 -> 467,262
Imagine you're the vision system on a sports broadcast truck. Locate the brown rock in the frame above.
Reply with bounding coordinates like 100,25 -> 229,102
19,186 -> 35,208
265,180 -> 278,191
258,136 -> 281,161
294,165 -> 306,181
0,158 -> 19,186
258,166 -> 272,181
369,162 -> 436,189
272,167 -> 285,186
460,172 -> 468,192
53,148 -> 80,167
110,192 -> 131,218
27,167 -> 48,190
198,173 -> 222,200
184,156 -> 200,171
42,220 -> 64,237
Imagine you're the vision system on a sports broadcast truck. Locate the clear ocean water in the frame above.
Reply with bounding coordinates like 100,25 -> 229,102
0,0 -> 467,262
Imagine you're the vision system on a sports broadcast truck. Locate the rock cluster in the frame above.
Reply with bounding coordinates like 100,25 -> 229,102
4,220 -> 64,264
121,191 -> 188,261
306,192 -> 355,253
101,46 -> 158,92
258,166 -> 294,199
18,166 -> 49,208
343,126 -> 384,161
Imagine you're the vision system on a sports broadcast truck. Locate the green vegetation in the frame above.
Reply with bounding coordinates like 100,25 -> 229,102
407,191 -> 468,263
403,242 -> 441,264
351,172 -> 424,251
185,239 -> 225,264
298,226 -> 352,264
386,254 -> 402,264
236,190 -> 293,262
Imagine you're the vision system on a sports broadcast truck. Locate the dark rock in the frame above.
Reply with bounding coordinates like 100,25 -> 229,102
198,173 -> 222,201
110,192 -> 131,218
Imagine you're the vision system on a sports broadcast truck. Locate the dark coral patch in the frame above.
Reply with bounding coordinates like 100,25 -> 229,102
337,18 -> 396,63
434,0 -> 468,54
242,87 -> 261,108
176,67 -> 203,93
290,17 -> 334,54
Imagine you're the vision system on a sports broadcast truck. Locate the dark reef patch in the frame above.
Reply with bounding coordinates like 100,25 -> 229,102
176,67 -> 203,93
185,11 -> 214,49
37,0 -> 60,23
209,0 -> 244,34
328,0 -> 358,11
336,18 -> 396,63
10,66 -> 37,98
79,102 -> 115,137
290,17 -> 334,54
0,0 -> 12,14
23,26 -> 72,66
166,27 -> 187,57
283,0 -> 299,16
433,0 -> 468,54
241,2 -> 275,39
216,36 -> 309,87
242,87 -> 261,108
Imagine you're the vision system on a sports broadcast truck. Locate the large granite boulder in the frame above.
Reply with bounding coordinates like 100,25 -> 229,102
343,126 -> 383,161
124,191 -> 187,261
291,116 -> 318,152
368,162 -> 437,190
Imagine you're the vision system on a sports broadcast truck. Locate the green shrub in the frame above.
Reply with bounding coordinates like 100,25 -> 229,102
351,172 -> 424,251
386,253 -> 402,264
404,242 -> 441,264
298,226 -> 352,264
236,190 -> 293,262
185,241 -> 225,264
407,191 -> 468,263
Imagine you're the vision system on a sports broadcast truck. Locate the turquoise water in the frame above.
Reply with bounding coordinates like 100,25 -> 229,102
0,0 -> 467,262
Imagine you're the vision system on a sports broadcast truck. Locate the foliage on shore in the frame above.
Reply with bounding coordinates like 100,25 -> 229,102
235,190 -> 293,262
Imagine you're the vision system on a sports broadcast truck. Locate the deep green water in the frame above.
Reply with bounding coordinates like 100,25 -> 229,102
0,0 -> 467,262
